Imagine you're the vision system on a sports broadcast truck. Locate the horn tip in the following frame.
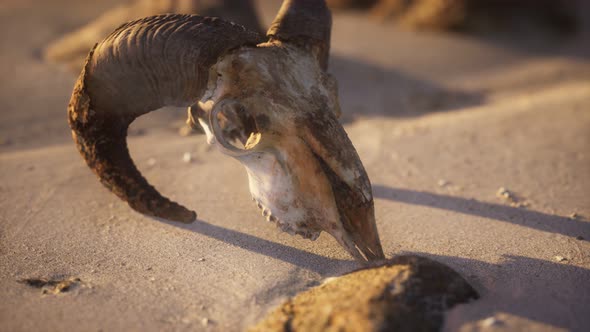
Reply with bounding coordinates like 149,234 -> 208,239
161,207 -> 197,224
127,200 -> 197,224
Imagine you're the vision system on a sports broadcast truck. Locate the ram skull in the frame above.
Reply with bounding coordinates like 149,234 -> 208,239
68,0 -> 384,262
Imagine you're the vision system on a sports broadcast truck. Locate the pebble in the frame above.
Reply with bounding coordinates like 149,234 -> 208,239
576,236 -> 584,240
496,187 -> 513,200
554,256 -> 567,262
197,258 -> 205,262
183,152 -> 193,163
201,318 -> 210,326
438,179 -> 449,187
482,317 -> 502,327
147,158 -> 157,167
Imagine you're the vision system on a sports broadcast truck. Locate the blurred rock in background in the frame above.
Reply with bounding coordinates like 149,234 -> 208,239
328,0 -> 579,34
44,0 -> 262,72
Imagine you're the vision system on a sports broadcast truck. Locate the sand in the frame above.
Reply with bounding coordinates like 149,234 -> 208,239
1,0 -> 589,331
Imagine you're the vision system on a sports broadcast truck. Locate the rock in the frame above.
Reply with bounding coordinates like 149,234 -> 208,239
331,0 -> 578,34
249,255 -> 479,332
146,158 -> 157,167
496,187 -> 529,208
18,277 -> 82,295
482,316 -> 503,327
554,256 -> 567,262
201,318 -> 210,326
569,212 -> 581,220
182,152 -> 193,163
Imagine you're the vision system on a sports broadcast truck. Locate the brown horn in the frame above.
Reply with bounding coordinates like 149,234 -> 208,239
267,0 -> 332,70
68,14 -> 263,223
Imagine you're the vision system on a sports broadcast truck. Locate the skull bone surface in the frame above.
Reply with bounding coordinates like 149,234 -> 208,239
68,1 -> 385,263
192,43 -> 384,261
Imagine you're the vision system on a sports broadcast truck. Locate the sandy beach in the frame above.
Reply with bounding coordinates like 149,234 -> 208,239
1,0 -> 589,331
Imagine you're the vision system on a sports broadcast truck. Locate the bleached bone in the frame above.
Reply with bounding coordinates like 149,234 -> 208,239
68,0 -> 384,262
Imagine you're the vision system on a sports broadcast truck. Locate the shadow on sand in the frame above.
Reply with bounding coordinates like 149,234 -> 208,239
408,252 -> 590,331
167,218 -> 357,276
330,56 -> 485,122
167,216 -> 589,329
162,204 -> 588,329
373,185 -> 590,240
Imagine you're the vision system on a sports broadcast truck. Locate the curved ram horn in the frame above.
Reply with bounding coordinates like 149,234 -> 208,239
267,0 -> 332,70
68,14 -> 263,223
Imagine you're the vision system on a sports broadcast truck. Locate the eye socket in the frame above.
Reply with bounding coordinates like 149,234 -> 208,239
209,99 -> 261,157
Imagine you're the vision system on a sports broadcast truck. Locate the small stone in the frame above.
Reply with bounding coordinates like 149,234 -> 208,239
183,152 -> 193,163
569,212 -> 580,220
146,267 -> 153,271
149,277 -> 156,282
496,187 -> 512,199
147,158 -> 157,167
197,258 -> 205,262
201,318 -> 210,326
482,317 -> 502,327
554,256 -> 567,262
496,187 -> 528,207
576,236 -> 584,240
437,179 -> 449,187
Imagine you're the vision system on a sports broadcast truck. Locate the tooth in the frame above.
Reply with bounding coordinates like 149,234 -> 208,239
263,209 -> 271,217
257,202 -> 263,209
268,215 -> 277,222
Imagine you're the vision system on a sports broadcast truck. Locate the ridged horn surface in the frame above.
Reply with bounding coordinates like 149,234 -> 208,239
267,0 -> 332,70
68,14 -> 263,223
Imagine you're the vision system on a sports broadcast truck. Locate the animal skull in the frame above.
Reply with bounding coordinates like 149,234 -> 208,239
68,1 -> 384,262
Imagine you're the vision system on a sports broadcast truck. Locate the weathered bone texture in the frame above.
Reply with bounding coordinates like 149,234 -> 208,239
45,0 -> 262,72
249,255 -> 479,332
267,0 -> 332,70
198,42 -> 384,261
68,15 -> 263,222
69,1 -> 385,261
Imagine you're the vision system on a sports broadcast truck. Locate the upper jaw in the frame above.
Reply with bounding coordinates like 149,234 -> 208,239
245,148 -> 384,263
307,145 -> 384,262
